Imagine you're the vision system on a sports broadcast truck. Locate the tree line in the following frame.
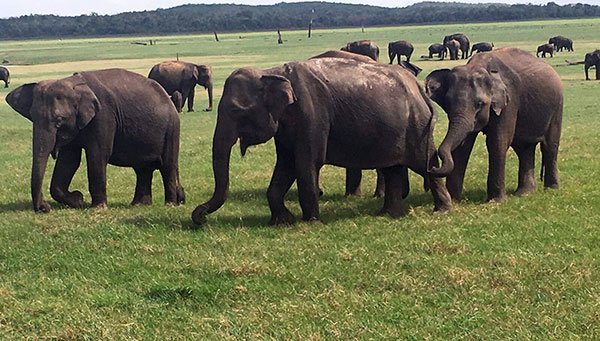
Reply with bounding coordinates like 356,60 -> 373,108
1,1 -> 599,39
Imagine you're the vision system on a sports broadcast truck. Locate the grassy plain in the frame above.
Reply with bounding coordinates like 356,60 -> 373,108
0,18 -> 599,339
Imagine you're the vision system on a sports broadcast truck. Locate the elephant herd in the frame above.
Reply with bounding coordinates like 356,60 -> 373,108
5,33 -> 596,227
536,35 -> 574,58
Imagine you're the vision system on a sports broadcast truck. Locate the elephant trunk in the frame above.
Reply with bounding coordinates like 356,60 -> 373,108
31,124 -> 56,212
429,116 -> 472,177
191,112 -> 237,225
206,82 -> 214,111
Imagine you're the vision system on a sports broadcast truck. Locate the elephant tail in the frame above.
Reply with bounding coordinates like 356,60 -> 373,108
540,149 -> 546,181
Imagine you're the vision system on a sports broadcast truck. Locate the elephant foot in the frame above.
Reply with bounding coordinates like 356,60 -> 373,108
92,202 -> 108,210
64,190 -> 84,208
204,107 -> 213,112
269,209 -> 296,226
486,194 -> 506,203
373,189 -> 384,198
34,201 -> 52,213
434,202 -> 452,213
377,206 -> 405,218
544,183 -> 559,190
132,195 -> 152,206
318,188 -> 324,197
176,186 -> 186,204
187,109 -> 195,113
345,189 -> 362,196
514,186 -> 536,197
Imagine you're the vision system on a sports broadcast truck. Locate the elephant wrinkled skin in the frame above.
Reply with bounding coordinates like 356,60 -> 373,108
6,69 -> 185,213
341,40 -> 380,62
425,48 -> 563,203
192,58 -> 452,226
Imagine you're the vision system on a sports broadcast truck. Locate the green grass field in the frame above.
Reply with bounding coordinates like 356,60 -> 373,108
0,18 -> 599,339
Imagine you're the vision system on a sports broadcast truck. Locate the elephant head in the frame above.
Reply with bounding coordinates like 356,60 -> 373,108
6,75 -> 100,212
425,65 -> 511,176
195,64 -> 213,111
192,67 -> 296,224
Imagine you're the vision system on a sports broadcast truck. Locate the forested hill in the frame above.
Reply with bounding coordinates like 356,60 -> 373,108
1,1 -> 600,39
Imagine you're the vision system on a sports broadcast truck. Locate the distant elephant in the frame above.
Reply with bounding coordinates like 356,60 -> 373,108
341,40 -> 380,62
445,39 -> 461,60
549,36 -> 573,52
192,58 -> 452,226
148,61 -> 213,113
584,49 -> 600,80
388,40 -> 414,63
428,43 -> 447,60
425,48 -> 563,203
537,43 -> 554,58
6,69 -> 185,213
470,42 -> 493,56
443,33 -> 470,59
0,66 -> 9,88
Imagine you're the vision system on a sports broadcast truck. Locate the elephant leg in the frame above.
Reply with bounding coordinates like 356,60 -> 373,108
186,87 -> 195,112
596,65 -> 600,80
345,168 -> 362,196
267,156 -> 297,225
171,91 -> 183,113
513,143 -> 537,196
486,135 -> 510,203
378,165 -> 407,217
159,130 -> 185,205
541,116 -> 562,189
374,169 -> 386,198
3,80 -> 7,88
447,133 -> 478,202
85,149 -> 109,208
296,163 -> 321,222
132,167 -> 154,205
49,145 -> 84,208
427,173 -> 452,212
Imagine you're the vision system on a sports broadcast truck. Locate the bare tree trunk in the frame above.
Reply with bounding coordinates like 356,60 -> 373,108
213,31 -> 220,42
277,29 -> 283,44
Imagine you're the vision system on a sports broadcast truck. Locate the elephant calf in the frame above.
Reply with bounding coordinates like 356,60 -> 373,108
192,58 -> 452,226
388,40 -> 414,63
0,66 -> 9,88
428,43 -> 447,60
537,43 -> 554,58
470,42 -> 494,56
6,69 -> 185,213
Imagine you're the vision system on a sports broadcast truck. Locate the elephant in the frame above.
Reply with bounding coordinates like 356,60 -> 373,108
537,43 -> 554,58
5,68 -> 185,213
148,61 -> 213,113
470,42 -> 494,56
0,66 -> 9,88
388,40 -> 414,63
425,47 -> 563,203
428,43 -> 447,60
549,36 -> 573,52
584,49 -> 600,80
341,40 -> 380,62
443,33 -> 470,59
445,39 -> 461,60
191,58 -> 452,226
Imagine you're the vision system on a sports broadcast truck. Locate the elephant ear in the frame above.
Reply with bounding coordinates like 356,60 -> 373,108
425,69 -> 451,108
261,74 -> 296,121
6,83 -> 37,121
489,70 -> 508,116
74,82 -> 101,129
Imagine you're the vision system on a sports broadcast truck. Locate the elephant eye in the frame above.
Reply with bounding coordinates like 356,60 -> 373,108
476,100 -> 484,107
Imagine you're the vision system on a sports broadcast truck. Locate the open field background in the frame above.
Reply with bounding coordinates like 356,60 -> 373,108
0,18 -> 599,339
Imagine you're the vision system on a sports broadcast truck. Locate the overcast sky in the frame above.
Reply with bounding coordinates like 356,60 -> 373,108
4,0 -> 600,18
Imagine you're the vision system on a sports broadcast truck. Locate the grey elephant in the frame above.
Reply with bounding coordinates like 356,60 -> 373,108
0,66 -> 9,88
309,50 -> 422,198
549,36 -> 573,52
192,58 -> 452,226
470,42 -> 493,56
388,40 -> 414,63
341,40 -> 380,62
6,69 -> 185,213
537,43 -> 554,58
148,61 -> 213,112
443,33 -> 470,59
584,49 -> 600,80
428,43 -> 447,60
445,39 -> 461,60
425,48 -> 563,203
